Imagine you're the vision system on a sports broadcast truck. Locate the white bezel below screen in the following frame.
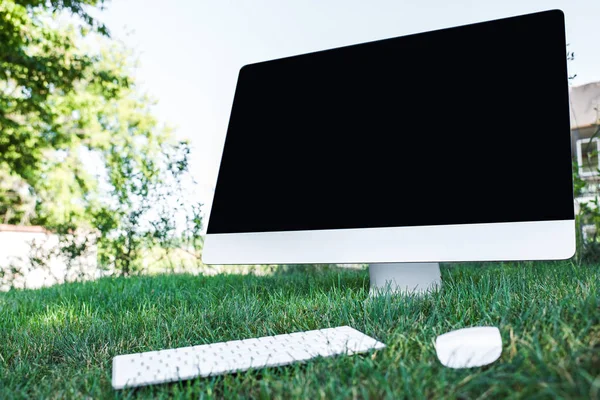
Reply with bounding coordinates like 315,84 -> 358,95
202,220 -> 576,265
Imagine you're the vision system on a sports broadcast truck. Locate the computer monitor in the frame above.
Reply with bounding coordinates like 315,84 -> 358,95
203,9 -> 575,293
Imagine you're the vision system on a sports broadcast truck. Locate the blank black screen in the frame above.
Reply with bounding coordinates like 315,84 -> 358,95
208,10 -> 574,234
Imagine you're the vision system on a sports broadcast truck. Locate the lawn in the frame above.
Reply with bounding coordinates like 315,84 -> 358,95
0,261 -> 599,399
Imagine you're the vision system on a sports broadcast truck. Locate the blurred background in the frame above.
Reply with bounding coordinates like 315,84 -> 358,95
1,0 -> 599,290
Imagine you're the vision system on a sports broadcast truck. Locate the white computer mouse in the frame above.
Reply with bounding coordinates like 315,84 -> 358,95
435,326 -> 502,368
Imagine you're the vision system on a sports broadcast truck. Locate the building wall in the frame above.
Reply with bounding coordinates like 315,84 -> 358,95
0,228 -> 100,291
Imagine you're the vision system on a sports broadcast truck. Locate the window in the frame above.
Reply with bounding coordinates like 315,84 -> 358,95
577,138 -> 600,176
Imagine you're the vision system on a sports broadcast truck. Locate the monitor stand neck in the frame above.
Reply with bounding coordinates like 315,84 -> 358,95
368,263 -> 441,296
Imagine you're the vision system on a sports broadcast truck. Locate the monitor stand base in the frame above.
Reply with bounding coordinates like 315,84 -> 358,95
368,263 -> 441,296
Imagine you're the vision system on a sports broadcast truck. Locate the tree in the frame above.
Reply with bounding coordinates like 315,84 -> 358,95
0,0 -> 124,225
0,0 -> 203,276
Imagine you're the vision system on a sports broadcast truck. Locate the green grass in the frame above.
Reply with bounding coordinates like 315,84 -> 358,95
0,261 -> 599,399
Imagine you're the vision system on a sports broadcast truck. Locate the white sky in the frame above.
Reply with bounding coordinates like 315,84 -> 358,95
97,0 -> 600,210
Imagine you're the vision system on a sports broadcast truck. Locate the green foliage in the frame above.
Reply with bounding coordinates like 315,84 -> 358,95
0,0 -> 121,199
0,0 -> 203,277
0,0 -> 124,225
93,137 -> 200,275
575,125 -> 600,263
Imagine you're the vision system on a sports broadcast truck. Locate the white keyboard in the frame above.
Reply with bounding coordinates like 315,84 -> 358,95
112,326 -> 385,389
